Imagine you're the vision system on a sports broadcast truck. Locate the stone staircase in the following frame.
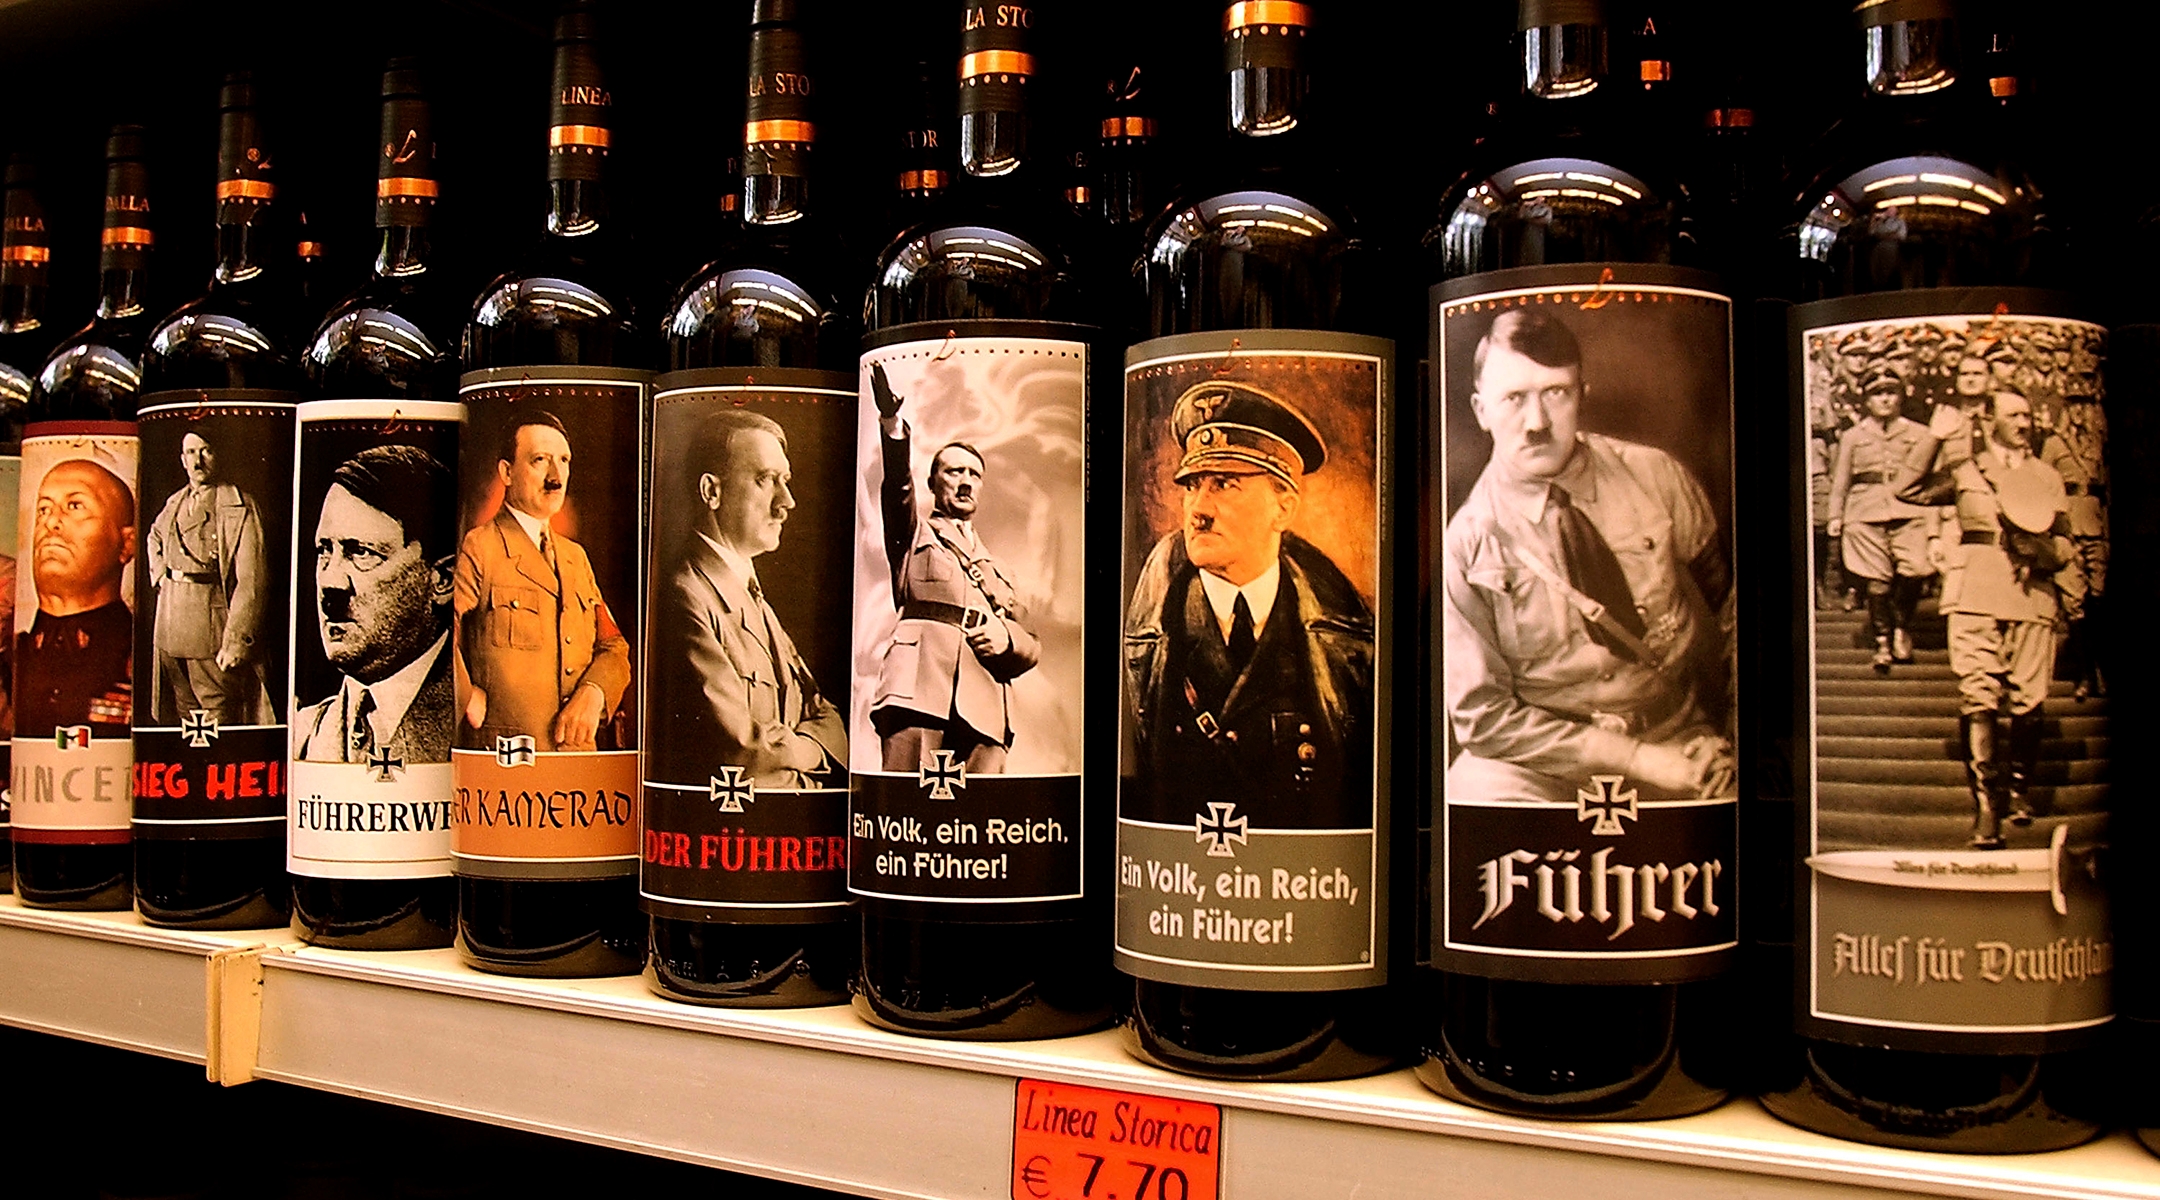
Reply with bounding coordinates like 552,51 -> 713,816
1812,604 -> 2108,852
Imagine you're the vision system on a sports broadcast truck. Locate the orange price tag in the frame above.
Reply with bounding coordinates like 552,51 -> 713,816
1012,1079 -> 1221,1200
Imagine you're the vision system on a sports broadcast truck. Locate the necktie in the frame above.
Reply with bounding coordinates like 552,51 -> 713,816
1549,484 -> 1647,660
1227,592 -> 1257,675
748,575 -> 792,713
348,687 -> 377,763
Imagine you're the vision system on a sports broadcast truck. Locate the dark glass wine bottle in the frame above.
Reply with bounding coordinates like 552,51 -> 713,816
1755,0 -> 2110,1151
289,60 -> 462,949
13,127 -> 153,910
644,0 -> 860,1007
1417,0 -> 1738,1119
133,71 -> 300,930
852,0 -> 1115,1039
885,56 -> 953,232
1116,2 -> 1404,1082
452,1 -> 649,978
295,212 -> 330,323
1091,60 -> 1159,240
0,154 -> 55,896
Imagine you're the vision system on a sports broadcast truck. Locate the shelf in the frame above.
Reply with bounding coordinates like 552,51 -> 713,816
0,896 -> 2156,1199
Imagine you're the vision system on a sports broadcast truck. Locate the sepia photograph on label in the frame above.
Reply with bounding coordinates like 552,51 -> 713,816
1798,304 -> 2111,1041
1432,266 -> 1738,982
642,371 -> 855,918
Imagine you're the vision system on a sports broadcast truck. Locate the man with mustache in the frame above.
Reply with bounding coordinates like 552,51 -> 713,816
650,409 -> 844,786
145,429 -> 270,723
869,364 -> 1039,773
293,445 -> 456,764
1440,307 -> 1736,806
16,458 -> 135,736
1123,380 -> 1374,829
451,411 -> 630,753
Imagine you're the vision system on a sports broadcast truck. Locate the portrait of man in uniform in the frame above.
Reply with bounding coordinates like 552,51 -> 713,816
1123,380 -> 1375,828
866,363 -> 1040,774
17,457 -> 135,736
1828,369 -> 1935,672
650,409 -> 844,787
452,410 -> 631,754
145,430 -> 271,724
1440,307 -> 1737,805
293,445 -> 456,765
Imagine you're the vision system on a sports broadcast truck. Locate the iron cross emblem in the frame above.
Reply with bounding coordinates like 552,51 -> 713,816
1576,774 -> 1639,836
919,750 -> 967,800
180,709 -> 220,748
710,766 -> 755,813
495,735 -> 537,768
367,746 -> 406,782
1195,801 -> 1249,858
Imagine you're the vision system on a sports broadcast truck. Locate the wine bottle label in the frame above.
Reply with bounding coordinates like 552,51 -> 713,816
958,3 -> 1035,116
1427,264 -> 1739,985
1113,330 -> 1394,991
11,421 -> 138,845
641,367 -> 856,922
0,452 -> 14,833
286,399 -> 462,880
850,323 -> 1092,908
1793,289 -> 2112,1051
130,392 -> 296,841
449,367 -> 646,882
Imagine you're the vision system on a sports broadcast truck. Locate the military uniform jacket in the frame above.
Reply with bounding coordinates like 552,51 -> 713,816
1442,434 -> 1726,782
1830,417 -> 1931,525
146,482 -> 265,664
1940,446 -> 2072,625
293,638 -> 455,764
16,601 -> 132,736
1124,531 -> 1374,831
453,509 -> 631,753
872,423 -> 1040,744
2043,402 -> 2108,538
648,534 -> 845,789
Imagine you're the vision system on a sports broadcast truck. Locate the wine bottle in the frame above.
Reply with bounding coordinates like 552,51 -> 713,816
1418,0 -> 1738,1118
886,56 -> 953,231
1091,60 -> 1159,239
289,60 -> 462,949
13,126 -> 153,910
1756,0 -> 2111,1151
295,212 -> 330,322
453,1 -> 649,978
852,0 -> 1115,1039
644,0 -> 860,1007
0,153 -> 55,895
1115,1 -> 1403,1081
132,71 -> 300,929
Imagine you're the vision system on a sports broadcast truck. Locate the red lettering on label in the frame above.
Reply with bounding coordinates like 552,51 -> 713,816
699,834 -> 720,869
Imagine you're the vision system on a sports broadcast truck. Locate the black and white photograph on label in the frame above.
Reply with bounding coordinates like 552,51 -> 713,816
645,391 -> 852,790
452,400 -> 635,757
850,345 -> 1085,779
1121,351 -> 1381,833
15,437 -> 138,739
291,429 -> 459,768
1437,287 -> 1738,808
136,410 -> 290,729
1802,314 -> 2109,855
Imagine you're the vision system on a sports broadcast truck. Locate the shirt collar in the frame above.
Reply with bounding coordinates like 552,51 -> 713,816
1491,436 -> 1592,525
504,504 -> 550,553
1196,557 -> 1282,638
345,632 -> 448,748
696,531 -> 760,597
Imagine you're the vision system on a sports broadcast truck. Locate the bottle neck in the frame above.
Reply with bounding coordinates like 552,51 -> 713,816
1228,61 -> 1306,136
0,279 -> 43,330
376,222 -> 432,279
961,108 -> 1027,177
746,171 -> 811,225
1866,18 -> 1958,96
1522,23 -> 1609,99
97,263 -> 148,320
214,203 -> 273,285
547,177 -> 606,238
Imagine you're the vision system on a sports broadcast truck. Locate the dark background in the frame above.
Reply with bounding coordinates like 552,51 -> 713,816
0,0 -> 2142,350
134,404 -> 296,723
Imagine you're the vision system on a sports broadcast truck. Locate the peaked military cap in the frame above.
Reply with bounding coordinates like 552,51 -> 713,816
1170,380 -> 1327,490
1861,367 -> 1905,397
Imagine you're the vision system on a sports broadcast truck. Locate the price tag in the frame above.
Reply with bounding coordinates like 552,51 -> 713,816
1011,1078 -> 1221,1200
